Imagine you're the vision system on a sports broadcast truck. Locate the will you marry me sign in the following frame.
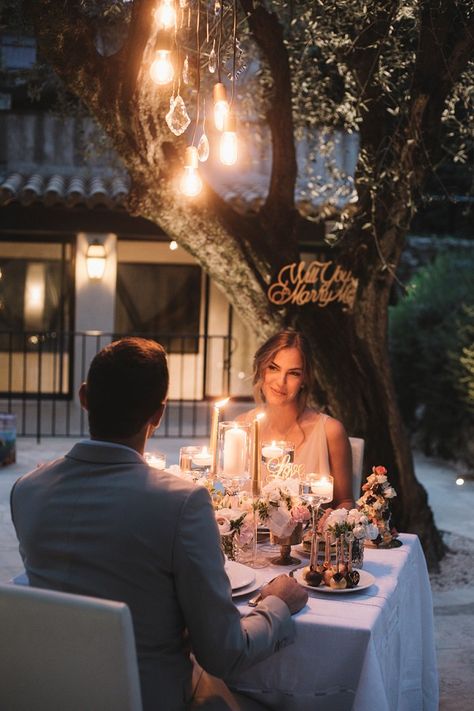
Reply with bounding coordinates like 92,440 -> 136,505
267,260 -> 358,310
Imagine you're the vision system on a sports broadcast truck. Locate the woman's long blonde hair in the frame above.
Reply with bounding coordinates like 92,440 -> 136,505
252,329 -> 315,418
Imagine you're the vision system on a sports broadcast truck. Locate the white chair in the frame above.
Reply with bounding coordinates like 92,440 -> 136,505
349,436 -> 365,501
0,583 -> 142,711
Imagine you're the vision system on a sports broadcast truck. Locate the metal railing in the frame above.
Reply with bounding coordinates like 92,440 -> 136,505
0,331 -> 233,441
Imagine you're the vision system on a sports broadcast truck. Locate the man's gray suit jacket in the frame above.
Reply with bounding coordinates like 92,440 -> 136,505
10,442 -> 294,710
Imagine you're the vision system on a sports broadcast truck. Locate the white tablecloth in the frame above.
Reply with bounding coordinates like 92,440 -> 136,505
230,534 -> 438,711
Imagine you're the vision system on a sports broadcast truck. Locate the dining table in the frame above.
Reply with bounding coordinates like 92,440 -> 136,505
227,533 -> 439,711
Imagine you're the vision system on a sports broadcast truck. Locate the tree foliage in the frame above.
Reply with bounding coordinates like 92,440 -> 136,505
16,0 -> 474,568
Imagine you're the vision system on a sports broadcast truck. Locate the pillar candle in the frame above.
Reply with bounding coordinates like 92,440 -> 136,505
223,425 -> 247,477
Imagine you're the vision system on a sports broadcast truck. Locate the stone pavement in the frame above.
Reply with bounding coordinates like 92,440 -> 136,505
1,438 -> 473,710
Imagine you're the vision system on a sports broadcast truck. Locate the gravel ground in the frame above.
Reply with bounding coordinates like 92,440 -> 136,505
429,531 -> 474,592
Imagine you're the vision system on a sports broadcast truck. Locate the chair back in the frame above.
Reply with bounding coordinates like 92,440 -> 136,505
349,436 -> 365,500
0,583 -> 142,711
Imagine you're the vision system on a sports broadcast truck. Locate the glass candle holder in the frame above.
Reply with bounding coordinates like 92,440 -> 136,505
261,440 -> 295,480
217,421 -> 251,492
179,446 -> 212,479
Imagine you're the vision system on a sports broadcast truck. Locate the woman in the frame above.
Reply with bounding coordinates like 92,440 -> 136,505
238,329 -> 354,509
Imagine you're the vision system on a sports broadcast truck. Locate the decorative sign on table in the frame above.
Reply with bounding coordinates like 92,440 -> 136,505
267,260 -> 359,311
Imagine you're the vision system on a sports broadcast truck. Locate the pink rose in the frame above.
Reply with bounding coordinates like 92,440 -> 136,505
373,465 -> 387,475
290,504 -> 311,524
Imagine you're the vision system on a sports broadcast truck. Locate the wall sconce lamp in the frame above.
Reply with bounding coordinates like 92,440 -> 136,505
86,241 -> 106,280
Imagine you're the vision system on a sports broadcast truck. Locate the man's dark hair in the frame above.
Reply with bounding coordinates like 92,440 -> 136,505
86,337 -> 169,439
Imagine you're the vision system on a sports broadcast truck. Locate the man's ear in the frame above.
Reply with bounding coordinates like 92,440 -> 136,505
79,382 -> 88,411
149,402 -> 166,430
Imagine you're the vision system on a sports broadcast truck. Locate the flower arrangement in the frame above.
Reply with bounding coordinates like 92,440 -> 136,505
211,491 -> 254,560
357,465 -> 398,546
255,479 -> 311,539
321,508 -> 379,542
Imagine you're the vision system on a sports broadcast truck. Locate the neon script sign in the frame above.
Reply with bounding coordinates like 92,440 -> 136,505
267,260 -> 358,310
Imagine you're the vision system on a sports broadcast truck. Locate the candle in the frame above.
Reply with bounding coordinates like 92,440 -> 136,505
144,452 -> 166,470
261,441 -> 284,460
192,446 -> 212,468
251,414 -> 264,496
210,397 -> 229,475
310,475 -> 334,503
223,425 -> 247,477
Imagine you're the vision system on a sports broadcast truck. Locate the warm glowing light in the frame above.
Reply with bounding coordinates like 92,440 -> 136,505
169,240 -> 178,251
219,112 -> 238,165
150,50 -> 174,85
456,478 -> 465,486
213,83 -> 229,131
86,241 -> 106,280
180,146 -> 203,197
215,397 -> 230,409
154,0 -> 176,30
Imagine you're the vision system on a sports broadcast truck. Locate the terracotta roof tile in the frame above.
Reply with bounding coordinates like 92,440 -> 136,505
0,172 -> 130,209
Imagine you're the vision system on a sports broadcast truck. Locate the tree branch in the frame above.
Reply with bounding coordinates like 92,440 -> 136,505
239,0 -> 297,227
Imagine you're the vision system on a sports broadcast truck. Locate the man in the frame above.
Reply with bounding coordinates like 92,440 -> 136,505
11,337 -> 307,710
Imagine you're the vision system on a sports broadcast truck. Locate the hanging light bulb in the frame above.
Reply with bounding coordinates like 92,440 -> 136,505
150,49 -> 174,85
180,146 -> 203,197
213,83 -> 229,132
219,112 -> 238,166
169,240 -> 178,251
154,0 -> 177,30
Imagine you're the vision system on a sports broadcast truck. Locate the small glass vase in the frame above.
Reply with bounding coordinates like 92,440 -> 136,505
350,537 -> 364,568
221,531 -> 237,561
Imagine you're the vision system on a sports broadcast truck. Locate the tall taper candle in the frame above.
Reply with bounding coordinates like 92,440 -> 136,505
210,397 -> 229,475
251,413 -> 264,496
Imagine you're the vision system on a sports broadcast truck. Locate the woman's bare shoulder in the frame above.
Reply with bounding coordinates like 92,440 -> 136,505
324,415 -> 349,441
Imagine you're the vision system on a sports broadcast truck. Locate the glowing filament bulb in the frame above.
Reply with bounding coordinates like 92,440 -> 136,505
180,146 -> 203,197
150,50 -> 174,85
219,113 -> 238,165
213,82 -> 229,132
154,0 -> 176,30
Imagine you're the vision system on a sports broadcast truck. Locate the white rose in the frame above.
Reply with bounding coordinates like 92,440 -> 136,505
384,487 -> 397,498
366,523 -> 379,539
352,524 -> 365,539
376,474 -> 387,484
359,514 -> 368,525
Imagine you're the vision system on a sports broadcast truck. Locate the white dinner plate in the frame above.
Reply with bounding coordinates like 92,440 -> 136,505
225,560 -> 256,591
293,567 -> 375,594
231,579 -> 261,598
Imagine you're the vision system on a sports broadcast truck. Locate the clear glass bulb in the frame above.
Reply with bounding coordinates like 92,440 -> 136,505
150,50 -> 174,85
180,166 -> 203,197
220,131 -> 238,166
214,99 -> 229,131
154,0 -> 176,30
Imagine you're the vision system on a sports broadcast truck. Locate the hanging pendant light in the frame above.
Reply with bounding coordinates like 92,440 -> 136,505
213,82 -> 229,132
219,112 -> 238,165
149,31 -> 174,86
154,0 -> 177,30
180,146 -> 203,197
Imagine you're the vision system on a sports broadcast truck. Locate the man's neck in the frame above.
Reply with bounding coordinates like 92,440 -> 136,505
90,432 -> 147,455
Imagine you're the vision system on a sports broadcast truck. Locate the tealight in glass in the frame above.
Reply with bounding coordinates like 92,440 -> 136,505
179,445 -> 212,479
144,451 -> 166,470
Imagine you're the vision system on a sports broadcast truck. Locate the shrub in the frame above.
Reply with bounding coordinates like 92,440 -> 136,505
389,252 -> 474,465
